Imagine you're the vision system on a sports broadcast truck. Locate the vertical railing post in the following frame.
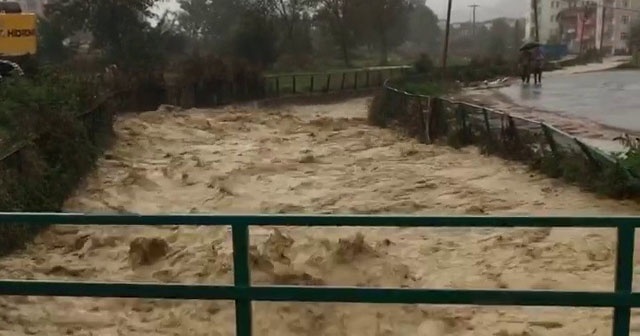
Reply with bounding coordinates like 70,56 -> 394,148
310,75 -> 315,93
325,74 -> 331,92
353,72 -> 358,90
541,123 -> 559,157
613,225 -> 635,336
292,75 -> 297,94
340,72 -> 346,91
275,77 -> 280,97
232,223 -> 252,336
366,71 -> 371,87
483,108 -> 494,148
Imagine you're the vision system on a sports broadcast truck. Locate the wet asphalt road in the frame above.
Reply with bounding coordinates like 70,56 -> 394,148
499,70 -> 640,132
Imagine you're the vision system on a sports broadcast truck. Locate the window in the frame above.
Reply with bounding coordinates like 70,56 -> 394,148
623,15 -> 630,24
623,0 -> 629,8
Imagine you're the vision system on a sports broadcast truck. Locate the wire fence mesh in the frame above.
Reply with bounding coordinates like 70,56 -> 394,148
371,79 -> 640,199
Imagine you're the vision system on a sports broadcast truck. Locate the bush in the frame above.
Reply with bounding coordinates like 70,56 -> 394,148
0,73 -> 113,256
368,89 -> 389,128
414,53 -> 434,74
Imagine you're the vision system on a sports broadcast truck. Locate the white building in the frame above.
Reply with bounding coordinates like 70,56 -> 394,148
525,0 -> 567,43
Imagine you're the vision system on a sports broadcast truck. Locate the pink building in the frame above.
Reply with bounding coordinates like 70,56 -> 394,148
557,2 -> 598,53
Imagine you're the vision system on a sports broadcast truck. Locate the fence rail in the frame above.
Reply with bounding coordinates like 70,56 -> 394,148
0,213 -> 638,336
375,77 -> 640,197
264,65 -> 411,97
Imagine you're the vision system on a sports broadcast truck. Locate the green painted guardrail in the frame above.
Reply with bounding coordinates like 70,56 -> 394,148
0,213 -> 638,335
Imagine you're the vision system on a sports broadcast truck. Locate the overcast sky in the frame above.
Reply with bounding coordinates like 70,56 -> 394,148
154,0 -> 528,23
428,0 -> 528,22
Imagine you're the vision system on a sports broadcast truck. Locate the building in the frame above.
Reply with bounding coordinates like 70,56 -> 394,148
526,0 -> 640,54
557,1 -> 598,53
525,0 -> 567,43
596,0 -> 640,54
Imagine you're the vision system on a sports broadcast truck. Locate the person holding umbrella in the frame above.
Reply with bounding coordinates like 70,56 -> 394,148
532,46 -> 545,85
518,42 -> 543,86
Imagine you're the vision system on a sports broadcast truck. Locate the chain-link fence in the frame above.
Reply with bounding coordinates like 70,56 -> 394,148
370,79 -> 640,198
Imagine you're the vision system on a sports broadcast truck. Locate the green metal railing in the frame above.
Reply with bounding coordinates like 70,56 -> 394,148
264,65 -> 411,97
0,213 -> 638,335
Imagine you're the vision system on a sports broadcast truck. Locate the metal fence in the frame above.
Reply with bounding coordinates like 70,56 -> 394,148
375,79 -> 640,197
264,65 -> 411,97
0,213 -> 638,335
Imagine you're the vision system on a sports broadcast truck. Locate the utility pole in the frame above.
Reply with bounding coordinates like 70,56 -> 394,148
441,0 -> 454,72
600,3 -> 606,53
533,0 -> 540,42
469,4 -> 480,38
469,4 -> 479,53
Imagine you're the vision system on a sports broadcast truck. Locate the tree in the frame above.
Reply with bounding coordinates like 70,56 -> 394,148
46,0 -> 158,68
316,0 -> 361,66
231,8 -> 278,66
359,0 -> 411,65
263,0 -> 318,54
485,19 -> 511,57
176,0 -> 246,49
37,17 -> 71,64
406,0 -> 441,54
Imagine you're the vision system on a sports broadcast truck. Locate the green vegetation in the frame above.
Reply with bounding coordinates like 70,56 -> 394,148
0,73 -> 114,256
369,84 -> 640,200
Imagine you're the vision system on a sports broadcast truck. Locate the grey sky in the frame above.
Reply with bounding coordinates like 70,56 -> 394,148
154,0 -> 528,23
428,0 -> 528,22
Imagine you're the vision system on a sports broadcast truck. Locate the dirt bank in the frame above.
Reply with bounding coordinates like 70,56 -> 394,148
0,97 -> 639,336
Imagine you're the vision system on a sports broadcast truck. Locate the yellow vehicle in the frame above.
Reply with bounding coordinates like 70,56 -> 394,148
0,12 -> 37,57
0,2 -> 37,76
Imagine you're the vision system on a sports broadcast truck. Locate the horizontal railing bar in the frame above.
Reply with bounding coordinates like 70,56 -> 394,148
0,280 -> 637,307
264,66 -> 411,78
0,212 -> 637,227
0,281 -> 238,300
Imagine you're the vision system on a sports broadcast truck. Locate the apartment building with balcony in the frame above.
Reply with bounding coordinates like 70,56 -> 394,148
526,0 -> 640,54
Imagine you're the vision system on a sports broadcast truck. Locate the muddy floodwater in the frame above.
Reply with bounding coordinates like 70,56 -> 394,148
1,98 -> 640,336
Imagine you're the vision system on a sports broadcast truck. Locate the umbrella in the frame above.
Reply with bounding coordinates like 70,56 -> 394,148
519,41 -> 542,51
